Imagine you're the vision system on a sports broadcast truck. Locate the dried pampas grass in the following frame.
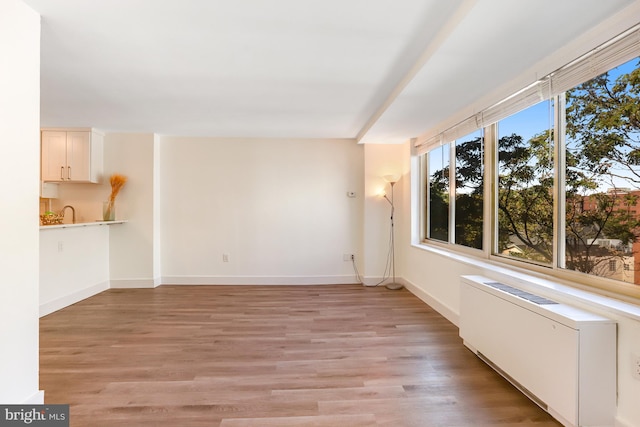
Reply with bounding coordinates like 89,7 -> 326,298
104,173 -> 127,220
108,174 -> 127,203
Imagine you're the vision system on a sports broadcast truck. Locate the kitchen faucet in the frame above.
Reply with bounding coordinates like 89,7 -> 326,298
62,205 -> 76,224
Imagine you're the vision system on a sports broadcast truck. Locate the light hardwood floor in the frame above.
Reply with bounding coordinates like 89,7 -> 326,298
40,285 -> 561,426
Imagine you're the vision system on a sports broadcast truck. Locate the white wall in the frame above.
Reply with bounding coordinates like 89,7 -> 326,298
0,0 -> 42,403
362,143 -> 407,285
153,134 -> 162,282
54,135 -> 364,287
159,137 -> 363,284
104,133 -> 157,287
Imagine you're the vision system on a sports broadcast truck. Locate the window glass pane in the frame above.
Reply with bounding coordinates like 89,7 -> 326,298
455,130 -> 484,249
428,144 -> 450,242
497,100 -> 554,265
564,57 -> 640,285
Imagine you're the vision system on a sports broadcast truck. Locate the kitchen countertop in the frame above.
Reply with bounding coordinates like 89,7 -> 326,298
40,220 -> 127,230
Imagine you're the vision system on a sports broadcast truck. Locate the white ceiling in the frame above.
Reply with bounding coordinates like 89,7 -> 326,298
22,0 -> 637,142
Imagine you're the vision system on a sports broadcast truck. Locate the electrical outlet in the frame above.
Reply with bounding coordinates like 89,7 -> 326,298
222,253 -> 229,263
57,241 -> 64,252
633,353 -> 640,380
343,253 -> 353,261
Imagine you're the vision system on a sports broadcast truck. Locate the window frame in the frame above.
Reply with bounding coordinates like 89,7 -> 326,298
416,25 -> 640,300
422,132 -> 486,257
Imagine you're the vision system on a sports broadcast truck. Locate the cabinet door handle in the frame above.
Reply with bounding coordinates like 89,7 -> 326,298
67,166 -> 71,180
60,166 -> 64,180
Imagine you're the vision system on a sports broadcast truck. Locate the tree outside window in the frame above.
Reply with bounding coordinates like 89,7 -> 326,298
564,57 -> 640,284
497,101 -> 554,265
426,131 -> 484,249
455,131 -> 484,250
428,144 -> 449,242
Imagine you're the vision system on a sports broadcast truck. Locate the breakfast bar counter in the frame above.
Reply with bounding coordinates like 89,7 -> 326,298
40,220 -> 126,230
39,221 -> 126,316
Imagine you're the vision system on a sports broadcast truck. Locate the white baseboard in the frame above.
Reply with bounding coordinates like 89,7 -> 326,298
110,278 -> 158,289
361,275 -> 460,326
361,276 -> 388,287
616,416 -> 637,427
361,276 -> 406,288
21,390 -> 44,404
39,281 -> 109,317
160,275 -> 360,286
403,279 -> 459,326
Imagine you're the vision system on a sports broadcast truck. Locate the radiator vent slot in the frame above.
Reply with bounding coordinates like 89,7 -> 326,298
484,281 -> 558,305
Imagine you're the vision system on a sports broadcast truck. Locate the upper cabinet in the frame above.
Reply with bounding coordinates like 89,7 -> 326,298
41,129 -> 104,183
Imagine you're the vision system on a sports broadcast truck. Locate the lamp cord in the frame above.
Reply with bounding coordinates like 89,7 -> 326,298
354,182 -> 397,287
351,255 -> 363,284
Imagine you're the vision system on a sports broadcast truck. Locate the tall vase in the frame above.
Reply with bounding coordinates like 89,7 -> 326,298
103,200 -> 115,221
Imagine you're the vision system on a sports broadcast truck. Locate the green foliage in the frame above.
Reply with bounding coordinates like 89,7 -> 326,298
566,60 -> 640,187
428,177 -> 449,242
455,137 -> 484,249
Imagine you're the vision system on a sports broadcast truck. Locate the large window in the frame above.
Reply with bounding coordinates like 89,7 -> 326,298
419,28 -> 640,294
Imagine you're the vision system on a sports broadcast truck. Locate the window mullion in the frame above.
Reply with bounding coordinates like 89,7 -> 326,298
449,141 -> 456,244
555,93 -> 566,269
421,155 -> 429,241
484,123 -> 497,257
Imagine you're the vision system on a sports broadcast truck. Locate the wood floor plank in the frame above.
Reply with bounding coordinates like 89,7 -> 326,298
220,413 -> 377,427
40,285 -> 561,426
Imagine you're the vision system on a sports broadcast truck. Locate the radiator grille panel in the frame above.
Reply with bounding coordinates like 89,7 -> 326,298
484,282 -> 558,305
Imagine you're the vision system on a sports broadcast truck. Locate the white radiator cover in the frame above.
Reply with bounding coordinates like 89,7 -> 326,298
460,275 -> 616,427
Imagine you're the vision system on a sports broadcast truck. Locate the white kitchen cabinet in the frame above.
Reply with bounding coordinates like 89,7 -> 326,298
41,129 -> 104,183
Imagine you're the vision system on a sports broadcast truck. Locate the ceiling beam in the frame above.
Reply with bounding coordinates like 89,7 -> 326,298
356,0 -> 476,144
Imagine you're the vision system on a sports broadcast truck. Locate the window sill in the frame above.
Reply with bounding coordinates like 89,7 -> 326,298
411,242 -> 640,322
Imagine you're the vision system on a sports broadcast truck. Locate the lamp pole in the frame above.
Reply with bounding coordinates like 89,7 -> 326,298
384,179 -> 403,290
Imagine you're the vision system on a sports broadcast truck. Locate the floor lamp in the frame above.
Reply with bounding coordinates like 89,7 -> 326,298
383,174 -> 403,290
